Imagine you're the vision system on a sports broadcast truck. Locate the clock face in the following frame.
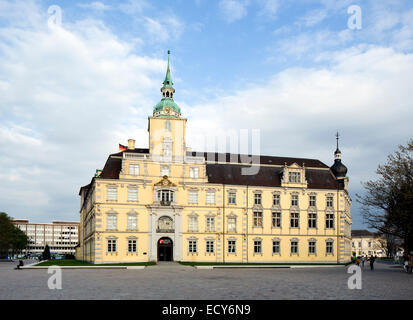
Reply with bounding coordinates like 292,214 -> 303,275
165,107 -> 171,114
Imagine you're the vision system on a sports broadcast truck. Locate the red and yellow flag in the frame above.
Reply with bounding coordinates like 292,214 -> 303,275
119,144 -> 127,151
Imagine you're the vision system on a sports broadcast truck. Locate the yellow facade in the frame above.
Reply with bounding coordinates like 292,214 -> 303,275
78,54 -> 352,264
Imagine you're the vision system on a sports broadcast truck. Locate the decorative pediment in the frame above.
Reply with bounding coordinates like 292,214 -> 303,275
155,175 -> 176,187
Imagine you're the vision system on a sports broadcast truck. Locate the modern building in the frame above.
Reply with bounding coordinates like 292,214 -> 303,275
12,220 -> 80,256
77,52 -> 352,264
351,229 -> 386,257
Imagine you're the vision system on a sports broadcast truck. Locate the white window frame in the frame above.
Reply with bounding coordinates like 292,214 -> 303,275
228,240 -> 236,253
272,211 -> 281,228
206,191 -> 216,204
127,215 -> 138,230
107,215 -> 117,230
188,215 -> 198,232
129,163 -> 140,176
128,239 -> 137,253
228,192 -> 236,204
188,239 -> 198,253
188,190 -> 198,204
206,240 -> 214,253
206,216 -> 215,232
107,186 -> 117,201
227,216 -> 236,233
189,167 -> 199,178
254,240 -> 262,254
128,187 -> 138,201
107,239 -> 117,252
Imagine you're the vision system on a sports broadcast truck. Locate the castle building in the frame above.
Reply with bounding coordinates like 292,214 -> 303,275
77,52 -> 352,264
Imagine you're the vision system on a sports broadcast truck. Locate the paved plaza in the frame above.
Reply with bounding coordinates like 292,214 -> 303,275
0,260 -> 412,299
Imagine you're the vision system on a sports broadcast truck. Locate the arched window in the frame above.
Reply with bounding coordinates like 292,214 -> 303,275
166,91 -> 169,97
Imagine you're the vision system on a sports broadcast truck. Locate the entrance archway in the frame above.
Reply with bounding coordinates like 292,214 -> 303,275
157,237 -> 173,261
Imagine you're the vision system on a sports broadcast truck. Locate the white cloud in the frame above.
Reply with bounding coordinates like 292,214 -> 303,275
0,2 -> 167,222
218,0 -> 249,23
143,16 -> 184,43
77,2 -> 111,11
257,0 -> 279,18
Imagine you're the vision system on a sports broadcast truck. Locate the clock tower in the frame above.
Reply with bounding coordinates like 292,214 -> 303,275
148,51 -> 187,162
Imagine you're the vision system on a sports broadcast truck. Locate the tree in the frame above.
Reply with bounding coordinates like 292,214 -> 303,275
0,212 -> 28,257
42,244 -> 51,260
357,139 -> 413,257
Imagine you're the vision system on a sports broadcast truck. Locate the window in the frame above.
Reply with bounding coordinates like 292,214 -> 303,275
326,213 -> 334,229
308,212 -> 317,228
206,240 -> 214,253
228,192 -> 236,204
273,193 -> 280,206
107,215 -> 117,230
368,241 -> 371,248
272,240 -> 280,254
352,241 -> 355,248
291,240 -> 298,254
254,193 -> 262,205
228,240 -> 236,253
188,216 -> 198,232
206,217 -> 215,232
309,195 -> 316,207
206,191 -> 215,204
129,163 -> 139,176
127,215 -> 137,230
128,239 -> 137,253
107,239 -> 117,252
188,190 -> 198,204
326,196 -> 334,208
272,212 -> 281,228
107,186 -> 117,201
158,190 -> 174,202
326,240 -> 334,254
165,120 -> 171,131
163,143 -> 172,157
227,217 -> 236,232
254,240 -> 262,254
291,194 -> 299,206
128,187 -> 138,201
290,212 -> 299,228
188,240 -> 197,253
189,167 -> 199,178
253,211 -> 263,227
358,241 -> 361,248
309,240 -> 316,254
289,171 -> 301,183
161,165 -> 170,176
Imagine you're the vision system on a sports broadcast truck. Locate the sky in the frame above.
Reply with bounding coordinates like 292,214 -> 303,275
0,0 -> 412,229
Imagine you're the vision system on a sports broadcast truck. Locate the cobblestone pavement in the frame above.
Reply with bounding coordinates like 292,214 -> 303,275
1,261 -> 412,299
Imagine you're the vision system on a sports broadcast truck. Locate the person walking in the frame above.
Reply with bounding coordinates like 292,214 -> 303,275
356,257 -> 360,266
369,255 -> 375,270
361,256 -> 366,268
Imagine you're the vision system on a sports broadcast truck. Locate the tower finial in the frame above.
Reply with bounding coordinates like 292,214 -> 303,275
163,50 -> 173,88
336,131 -> 340,150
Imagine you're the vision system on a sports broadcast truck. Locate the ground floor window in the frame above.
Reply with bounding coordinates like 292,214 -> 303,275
272,240 -> 280,254
308,240 -> 316,254
291,240 -> 298,254
188,240 -> 197,253
254,240 -> 262,254
326,240 -> 334,254
206,240 -> 214,253
107,239 -> 117,252
228,240 -> 236,253
128,239 -> 137,253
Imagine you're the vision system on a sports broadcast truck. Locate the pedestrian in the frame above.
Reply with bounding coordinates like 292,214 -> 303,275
356,257 -> 360,266
369,255 -> 375,270
361,256 -> 365,268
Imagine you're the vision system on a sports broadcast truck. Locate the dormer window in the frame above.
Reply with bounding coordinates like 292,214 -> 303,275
288,171 -> 301,183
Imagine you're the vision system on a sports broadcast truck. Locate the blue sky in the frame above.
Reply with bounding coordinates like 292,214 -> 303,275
0,0 -> 413,229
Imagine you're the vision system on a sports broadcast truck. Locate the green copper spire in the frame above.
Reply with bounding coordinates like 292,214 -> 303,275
163,50 -> 173,88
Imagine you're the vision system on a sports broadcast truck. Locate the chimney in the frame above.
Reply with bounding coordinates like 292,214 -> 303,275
128,139 -> 135,150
